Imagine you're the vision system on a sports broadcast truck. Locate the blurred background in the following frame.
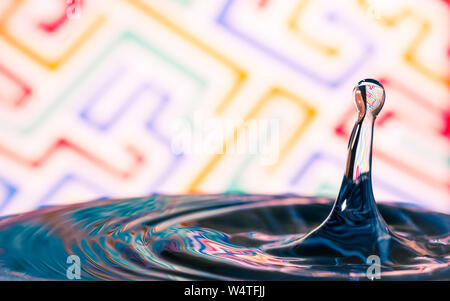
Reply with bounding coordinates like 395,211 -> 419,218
0,0 -> 448,216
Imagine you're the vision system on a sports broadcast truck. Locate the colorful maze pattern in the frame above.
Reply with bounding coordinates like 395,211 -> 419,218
0,0 -> 448,215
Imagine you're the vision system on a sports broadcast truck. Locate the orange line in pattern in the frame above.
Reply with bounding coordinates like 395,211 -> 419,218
188,87 -> 316,192
358,0 -> 450,87
288,0 -> 339,56
0,0 -> 105,70
126,0 -> 247,115
0,137 -> 144,179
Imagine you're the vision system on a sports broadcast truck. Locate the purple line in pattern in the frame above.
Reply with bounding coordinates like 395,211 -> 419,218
143,92 -> 184,192
0,177 -> 18,214
79,74 -> 184,192
35,172 -> 108,209
290,152 -> 426,206
79,63 -> 129,131
216,0 -> 374,88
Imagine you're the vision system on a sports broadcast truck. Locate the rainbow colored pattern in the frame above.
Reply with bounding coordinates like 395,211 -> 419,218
0,0 -> 448,215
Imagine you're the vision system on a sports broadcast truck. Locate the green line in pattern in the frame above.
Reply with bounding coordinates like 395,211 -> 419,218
174,0 -> 193,5
315,182 -> 338,197
1,30 -> 208,136
227,151 -> 339,196
227,154 -> 256,193
399,136 -> 450,167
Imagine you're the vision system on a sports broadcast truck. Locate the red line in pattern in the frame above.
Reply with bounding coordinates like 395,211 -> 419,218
37,0 -> 84,33
258,0 -> 269,9
335,112 -> 449,190
376,110 -> 395,126
378,77 -> 444,114
334,78 -> 449,191
335,110 -> 394,135
0,137 -> 144,179
442,110 -> 450,139
0,63 -> 32,108
379,77 -> 449,138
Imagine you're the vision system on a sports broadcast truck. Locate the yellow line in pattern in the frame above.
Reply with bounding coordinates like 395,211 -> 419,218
0,0 -> 106,70
288,0 -> 339,57
126,0 -> 247,115
188,87 -> 316,192
357,0 -> 450,87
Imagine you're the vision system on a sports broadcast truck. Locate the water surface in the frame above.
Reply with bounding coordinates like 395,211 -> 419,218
0,194 -> 448,280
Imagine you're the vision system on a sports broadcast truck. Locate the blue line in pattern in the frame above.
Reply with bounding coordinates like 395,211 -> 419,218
216,0 -> 374,88
290,152 -> 426,206
35,172 -> 108,208
79,78 -> 184,192
0,177 -> 18,214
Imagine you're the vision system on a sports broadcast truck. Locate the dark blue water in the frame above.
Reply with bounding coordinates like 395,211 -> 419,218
0,193 -> 448,280
0,79 -> 447,280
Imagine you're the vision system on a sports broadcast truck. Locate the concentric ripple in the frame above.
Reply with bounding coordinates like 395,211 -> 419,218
0,194 -> 448,280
